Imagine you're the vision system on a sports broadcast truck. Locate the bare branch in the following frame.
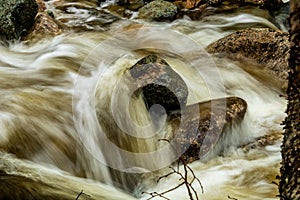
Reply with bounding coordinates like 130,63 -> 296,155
76,190 -> 84,200
143,153 -> 204,200
228,195 -> 238,200
142,191 -> 171,200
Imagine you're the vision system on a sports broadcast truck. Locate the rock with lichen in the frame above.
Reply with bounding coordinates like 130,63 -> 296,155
138,0 -> 178,21
0,0 -> 38,41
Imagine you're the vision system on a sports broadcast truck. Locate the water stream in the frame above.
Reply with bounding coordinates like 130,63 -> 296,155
0,1 -> 288,199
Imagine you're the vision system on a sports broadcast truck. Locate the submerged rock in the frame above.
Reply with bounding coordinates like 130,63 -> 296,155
206,28 -> 289,85
138,0 -> 178,21
52,0 -> 120,31
129,55 -> 188,114
0,0 -> 38,41
241,131 -> 282,153
168,97 -> 247,163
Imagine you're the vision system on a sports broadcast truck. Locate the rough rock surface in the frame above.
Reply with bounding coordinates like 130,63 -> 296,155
23,12 -> 65,40
241,131 -> 282,153
206,28 -> 289,83
138,0 -> 178,21
129,55 -> 188,114
279,1 -> 300,199
168,97 -> 247,163
0,0 -> 38,41
185,0 -> 283,10
36,0 -> 46,12
244,0 -> 283,9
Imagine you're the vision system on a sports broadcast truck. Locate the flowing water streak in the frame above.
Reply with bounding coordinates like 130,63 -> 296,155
0,3 -> 288,200
142,56 -> 286,199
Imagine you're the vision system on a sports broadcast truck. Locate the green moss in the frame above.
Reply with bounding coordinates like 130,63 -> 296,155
138,0 -> 178,21
0,0 -> 38,41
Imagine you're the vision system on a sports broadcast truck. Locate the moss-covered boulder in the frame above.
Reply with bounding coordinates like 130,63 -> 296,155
0,0 -> 38,41
138,0 -> 178,21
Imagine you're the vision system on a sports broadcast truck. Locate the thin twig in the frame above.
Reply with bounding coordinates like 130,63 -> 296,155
142,191 -> 171,200
143,139 -> 204,200
228,195 -> 238,200
186,164 -> 204,193
76,190 -> 84,200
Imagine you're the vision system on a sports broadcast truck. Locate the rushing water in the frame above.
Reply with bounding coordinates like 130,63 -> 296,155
0,1 -> 288,200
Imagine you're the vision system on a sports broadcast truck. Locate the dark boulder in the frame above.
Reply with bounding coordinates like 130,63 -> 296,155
129,55 -> 188,114
168,97 -> 247,163
0,0 -> 38,41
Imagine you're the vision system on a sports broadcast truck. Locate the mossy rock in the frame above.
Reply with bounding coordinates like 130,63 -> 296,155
0,0 -> 38,41
138,0 -> 178,21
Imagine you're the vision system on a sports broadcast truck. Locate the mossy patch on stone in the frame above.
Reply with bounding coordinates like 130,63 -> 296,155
0,0 -> 38,41
138,0 -> 178,21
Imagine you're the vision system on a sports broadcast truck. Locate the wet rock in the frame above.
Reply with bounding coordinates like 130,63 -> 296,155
185,0 -> 221,9
168,97 -> 247,163
23,12 -> 65,41
0,0 -> 38,41
53,1 -> 120,32
36,0 -> 46,12
129,55 -> 188,114
107,5 -> 133,18
243,0 -> 283,9
127,0 -> 145,10
138,0 -> 178,21
241,131 -> 282,153
183,0 -> 283,16
54,0 -> 99,8
206,28 -> 289,84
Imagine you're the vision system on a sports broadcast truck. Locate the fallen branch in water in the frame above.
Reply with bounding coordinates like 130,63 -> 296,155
228,195 -> 238,200
76,190 -> 84,200
142,156 -> 204,200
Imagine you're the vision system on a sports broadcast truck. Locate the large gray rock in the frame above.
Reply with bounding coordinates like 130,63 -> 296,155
129,55 -> 188,114
206,28 -> 289,85
168,97 -> 247,163
138,0 -> 178,21
0,0 -> 38,41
